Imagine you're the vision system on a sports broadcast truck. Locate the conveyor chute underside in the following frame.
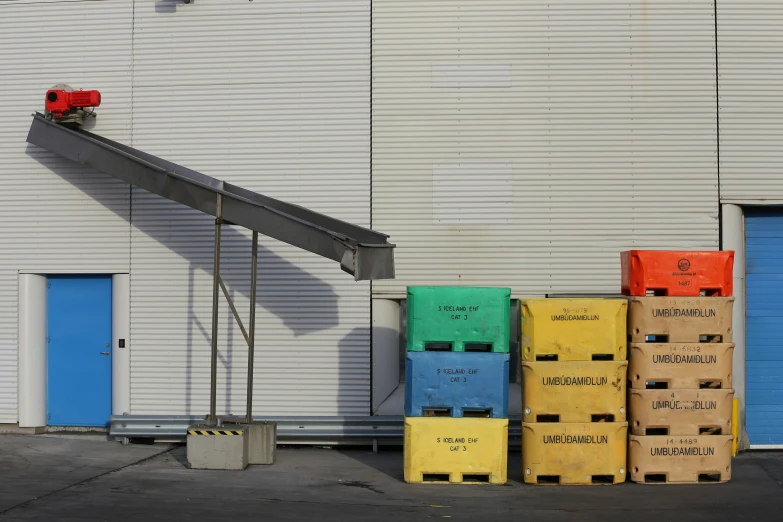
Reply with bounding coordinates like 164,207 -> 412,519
26,113 -> 394,280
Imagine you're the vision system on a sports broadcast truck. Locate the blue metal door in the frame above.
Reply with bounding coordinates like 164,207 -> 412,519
745,208 -> 783,446
47,275 -> 112,426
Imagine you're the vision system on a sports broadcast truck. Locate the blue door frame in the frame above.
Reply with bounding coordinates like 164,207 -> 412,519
47,275 -> 112,427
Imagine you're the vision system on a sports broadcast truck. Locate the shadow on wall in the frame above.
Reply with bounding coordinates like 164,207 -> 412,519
25,143 -> 340,336
24,143 -> 369,414
154,0 -> 192,14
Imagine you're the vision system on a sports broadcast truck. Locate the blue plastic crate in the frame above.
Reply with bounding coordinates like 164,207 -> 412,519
405,351 -> 509,418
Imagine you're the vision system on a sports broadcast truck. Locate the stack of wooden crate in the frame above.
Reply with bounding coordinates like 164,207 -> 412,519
623,250 -> 736,484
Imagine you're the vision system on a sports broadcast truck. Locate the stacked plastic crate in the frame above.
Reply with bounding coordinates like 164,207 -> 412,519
623,250 -> 736,484
520,298 -> 629,485
404,286 -> 511,485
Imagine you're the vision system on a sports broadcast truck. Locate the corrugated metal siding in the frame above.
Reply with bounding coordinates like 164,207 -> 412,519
717,2 -> 783,202
0,0 -> 132,422
372,1 -> 720,297
130,1 -> 372,415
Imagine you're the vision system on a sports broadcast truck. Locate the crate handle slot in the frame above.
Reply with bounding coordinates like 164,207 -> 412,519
423,408 -> 452,417
463,409 -> 492,418
422,473 -> 450,483
644,474 -> 667,484
424,342 -> 453,352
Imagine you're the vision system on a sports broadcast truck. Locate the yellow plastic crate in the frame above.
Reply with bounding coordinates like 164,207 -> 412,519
522,361 -> 627,423
522,422 -> 628,485
404,417 -> 508,485
521,299 -> 627,361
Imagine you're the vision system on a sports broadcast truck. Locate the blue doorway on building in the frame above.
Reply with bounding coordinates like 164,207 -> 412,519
47,275 -> 112,427
745,208 -> 783,446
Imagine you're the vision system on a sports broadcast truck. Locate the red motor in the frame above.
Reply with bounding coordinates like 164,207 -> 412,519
45,88 -> 101,118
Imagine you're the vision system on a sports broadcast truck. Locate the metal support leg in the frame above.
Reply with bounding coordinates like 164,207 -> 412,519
246,231 -> 259,425
209,195 -> 223,424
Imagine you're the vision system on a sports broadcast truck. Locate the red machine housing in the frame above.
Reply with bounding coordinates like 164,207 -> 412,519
45,89 -> 101,118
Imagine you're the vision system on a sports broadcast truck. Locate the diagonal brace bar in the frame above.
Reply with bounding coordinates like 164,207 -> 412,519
219,276 -> 250,346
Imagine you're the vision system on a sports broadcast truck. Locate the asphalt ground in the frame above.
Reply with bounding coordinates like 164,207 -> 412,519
1,434 -> 782,521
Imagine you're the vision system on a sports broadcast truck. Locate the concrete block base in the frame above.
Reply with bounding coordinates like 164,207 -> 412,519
247,422 -> 277,465
186,424 -> 248,470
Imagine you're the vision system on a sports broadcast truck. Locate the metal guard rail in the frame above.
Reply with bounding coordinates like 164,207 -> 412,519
110,415 -> 523,444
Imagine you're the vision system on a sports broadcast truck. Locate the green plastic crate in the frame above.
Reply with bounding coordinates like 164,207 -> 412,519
407,286 -> 511,353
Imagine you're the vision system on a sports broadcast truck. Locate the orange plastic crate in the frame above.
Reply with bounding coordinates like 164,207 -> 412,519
621,250 -> 734,297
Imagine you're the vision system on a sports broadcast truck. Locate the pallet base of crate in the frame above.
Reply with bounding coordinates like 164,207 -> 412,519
629,389 -> 734,436
628,343 -> 734,389
404,417 -> 508,485
627,297 -> 734,343
405,471 -> 504,485
628,434 -> 733,484
522,422 -> 627,485
521,298 -> 627,361
522,361 -> 627,423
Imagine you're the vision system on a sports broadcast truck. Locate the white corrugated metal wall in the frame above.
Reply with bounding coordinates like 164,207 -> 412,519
129,1 -> 372,416
4,1 -> 771,422
717,1 -> 783,202
371,1 -> 721,297
0,0 -> 133,422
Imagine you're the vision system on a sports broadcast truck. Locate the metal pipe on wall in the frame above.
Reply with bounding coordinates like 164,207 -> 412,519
721,203 -> 747,449
18,274 -> 47,427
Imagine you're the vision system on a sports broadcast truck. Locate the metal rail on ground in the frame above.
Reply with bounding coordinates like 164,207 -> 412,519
109,415 -> 523,445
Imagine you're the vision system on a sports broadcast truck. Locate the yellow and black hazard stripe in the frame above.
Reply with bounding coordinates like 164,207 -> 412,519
188,429 -> 244,436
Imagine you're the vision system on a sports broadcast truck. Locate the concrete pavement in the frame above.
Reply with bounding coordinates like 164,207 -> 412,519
0,434 -> 781,521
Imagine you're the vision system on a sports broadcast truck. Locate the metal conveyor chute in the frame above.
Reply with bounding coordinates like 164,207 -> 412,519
26,113 -> 395,281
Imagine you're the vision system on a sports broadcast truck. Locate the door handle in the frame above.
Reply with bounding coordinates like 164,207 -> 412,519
100,351 -> 110,355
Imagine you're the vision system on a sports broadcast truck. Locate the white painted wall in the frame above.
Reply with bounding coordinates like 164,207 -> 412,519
718,2 -> 783,203
0,0 -> 133,422
128,1 -> 372,416
372,0 -> 720,297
